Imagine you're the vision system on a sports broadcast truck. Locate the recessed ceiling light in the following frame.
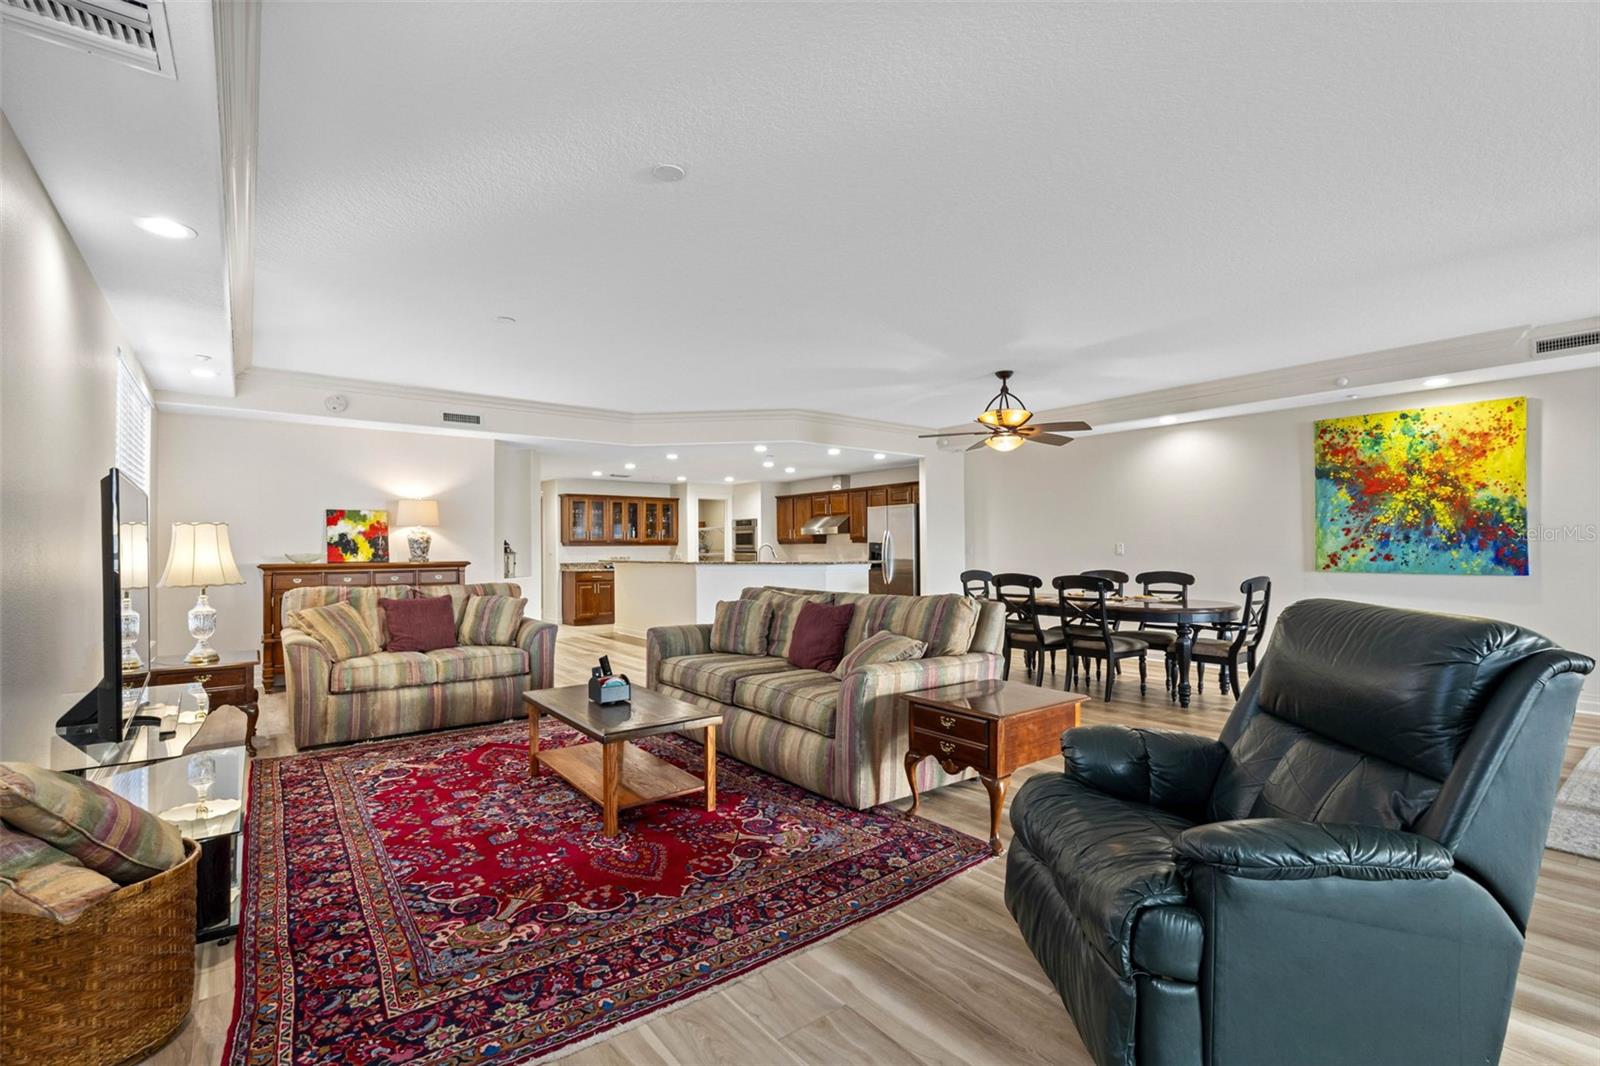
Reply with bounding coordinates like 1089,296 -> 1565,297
666,453 -> 678,460
676,475 -> 687,482
723,476 -> 735,483
134,216 -> 196,240
1423,376 -> 1451,389
1159,415 -> 1178,426
493,315 -> 517,325
873,453 -> 887,461
624,462 -> 637,470
652,163 -> 687,182
190,367 -> 218,379
826,448 -> 841,456
192,353 -> 212,362
784,466 -> 796,474
591,470 -> 603,477
753,445 -> 767,453
762,460 -> 775,468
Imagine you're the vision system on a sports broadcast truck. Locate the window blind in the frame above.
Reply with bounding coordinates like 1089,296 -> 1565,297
116,353 -> 152,493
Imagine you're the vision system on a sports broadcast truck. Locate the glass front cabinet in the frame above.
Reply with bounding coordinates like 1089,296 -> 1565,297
560,495 -> 680,546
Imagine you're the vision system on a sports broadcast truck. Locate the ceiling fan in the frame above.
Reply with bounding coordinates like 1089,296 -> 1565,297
921,370 -> 1092,452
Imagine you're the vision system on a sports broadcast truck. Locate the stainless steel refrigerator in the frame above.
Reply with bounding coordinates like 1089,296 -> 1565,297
867,501 -> 919,596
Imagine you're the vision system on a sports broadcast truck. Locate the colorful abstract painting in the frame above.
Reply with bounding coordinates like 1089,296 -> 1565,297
325,508 -> 389,563
1315,397 -> 1528,575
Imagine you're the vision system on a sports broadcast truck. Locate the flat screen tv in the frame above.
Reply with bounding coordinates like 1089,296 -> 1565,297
57,468 -> 150,743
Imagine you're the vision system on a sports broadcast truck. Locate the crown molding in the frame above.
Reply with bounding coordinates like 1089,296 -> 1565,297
156,366 -> 930,440
212,0 -> 260,376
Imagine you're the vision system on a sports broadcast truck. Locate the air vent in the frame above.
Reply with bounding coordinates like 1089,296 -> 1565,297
441,411 -> 481,425
1,0 -> 176,78
1535,331 -> 1600,355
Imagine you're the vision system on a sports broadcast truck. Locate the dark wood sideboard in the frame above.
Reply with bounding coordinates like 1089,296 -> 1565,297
257,561 -> 468,690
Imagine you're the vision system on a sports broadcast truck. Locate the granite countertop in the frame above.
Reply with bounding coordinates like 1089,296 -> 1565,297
559,562 -> 616,572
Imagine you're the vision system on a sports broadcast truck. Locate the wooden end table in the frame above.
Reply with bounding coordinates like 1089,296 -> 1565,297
524,685 -> 721,837
903,679 -> 1087,855
126,650 -> 260,755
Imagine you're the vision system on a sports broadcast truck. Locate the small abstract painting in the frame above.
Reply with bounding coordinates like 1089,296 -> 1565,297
1314,397 -> 1528,576
326,509 -> 389,563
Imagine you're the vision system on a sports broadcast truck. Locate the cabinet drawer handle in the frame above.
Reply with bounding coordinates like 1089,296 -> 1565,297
342,576 -> 354,583
292,577 -> 303,584
939,741 -> 955,754
938,715 -> 956,729
194,674 -> 211,685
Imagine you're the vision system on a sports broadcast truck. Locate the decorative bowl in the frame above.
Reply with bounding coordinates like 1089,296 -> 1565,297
284,552 -> 322,564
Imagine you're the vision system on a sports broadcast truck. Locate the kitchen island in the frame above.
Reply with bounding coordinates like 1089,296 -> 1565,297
611,561 -> 871,640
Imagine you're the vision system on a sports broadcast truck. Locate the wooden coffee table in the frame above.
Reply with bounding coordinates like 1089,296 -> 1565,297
903,679 -> 1088,855
524,685 -> 722,837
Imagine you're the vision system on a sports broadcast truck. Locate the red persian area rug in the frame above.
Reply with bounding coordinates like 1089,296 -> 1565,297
223,719 -> 989,1063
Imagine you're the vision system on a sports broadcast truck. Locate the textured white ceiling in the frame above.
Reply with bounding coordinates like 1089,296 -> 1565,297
2,1 -> 233,394
249,2 -> 1597,425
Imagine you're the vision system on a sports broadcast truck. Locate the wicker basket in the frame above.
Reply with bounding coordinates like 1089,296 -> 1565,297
0,837 -> 200,1066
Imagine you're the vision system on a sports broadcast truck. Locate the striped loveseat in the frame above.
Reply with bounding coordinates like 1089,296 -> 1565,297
281,582 -> 556,749
646,585 -> 1005,809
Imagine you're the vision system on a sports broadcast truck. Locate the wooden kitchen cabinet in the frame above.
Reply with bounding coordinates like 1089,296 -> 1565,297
562,569 -> 615,625
867,487 -> 888,508
848,490 -> 868,543
827,492 -> 849,516
776,496 -> 795,543
887,483 -> 918,505
560,495 -> 679,546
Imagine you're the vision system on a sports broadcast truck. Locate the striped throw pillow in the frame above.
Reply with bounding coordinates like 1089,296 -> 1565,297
834,630 -> 928,678
287,601 -> 382,662
0,764 -> 185,885
711,598 -> 773,656
459,594 -> 527,647
0,825 -> 119,923
757,590 -> 835,659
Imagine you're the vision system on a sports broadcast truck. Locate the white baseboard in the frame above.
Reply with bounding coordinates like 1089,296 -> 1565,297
1577,690 -> 1600,716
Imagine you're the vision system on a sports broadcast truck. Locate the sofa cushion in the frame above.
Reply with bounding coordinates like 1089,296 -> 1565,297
834,630 -> 927,678
429,645 -> 530,684
658,653 -> 791,703
788,601 -> 855,672
459,594 -> 527,647
0,824 -> 119,923
1010,773 -> 1193,976
287,601 -> 383,662
732,669 -> 842,737
378,594 -> 457,652
329,651 -> 438,694
0,763 -> 185,885
757,590 -> 835,659
841,593 -> 979,656
711,599 -> 774,656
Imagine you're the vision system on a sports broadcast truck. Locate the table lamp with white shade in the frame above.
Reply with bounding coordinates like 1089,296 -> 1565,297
118,521 -> 149,671
158,522 -> 244,664
396,499 -> 440,563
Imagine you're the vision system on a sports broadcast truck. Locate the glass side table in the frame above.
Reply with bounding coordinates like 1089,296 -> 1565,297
52,683 -> 250,942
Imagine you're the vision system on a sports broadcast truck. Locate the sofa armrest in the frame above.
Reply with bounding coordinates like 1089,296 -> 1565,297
1063,725 -> 1227,817
646,624 -> 712,689
281,627 -> 334,748
1174,819 -> 1454,882
841,651 -> 999,694
516,618 -> 558,688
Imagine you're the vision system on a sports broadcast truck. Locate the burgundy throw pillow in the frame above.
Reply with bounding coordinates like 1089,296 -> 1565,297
379,595 -> 458,653
787,601 -> 856,672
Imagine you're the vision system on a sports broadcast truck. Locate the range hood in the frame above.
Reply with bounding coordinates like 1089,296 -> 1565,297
800,513 -> 850,536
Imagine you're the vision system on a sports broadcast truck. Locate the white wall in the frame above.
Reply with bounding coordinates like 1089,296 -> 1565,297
965,368 -> 1600,703
0,116 -> 129,763
492,441 -> 541,615
154,414 -> 500,654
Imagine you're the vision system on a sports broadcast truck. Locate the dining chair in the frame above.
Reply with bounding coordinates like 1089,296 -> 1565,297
1080,569 -> 1129,596
1054,575 -> 1147,701
992,573 -> 1066,684
960,569 -> 994,599
1188,576 -> 1272,698
1130,570 -> 1196,693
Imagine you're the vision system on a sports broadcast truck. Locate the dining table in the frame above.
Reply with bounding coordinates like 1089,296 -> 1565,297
1030,592 -> 1241,708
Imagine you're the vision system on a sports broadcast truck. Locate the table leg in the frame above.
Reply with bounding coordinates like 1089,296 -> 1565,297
528,702 -> 541,778
904,751 -> 924,817
602,740 -> 622,837
241,703 -> 259,757
980,774 -> 1009,856
1174,622 -> 1196,708
704,723 -> 718,811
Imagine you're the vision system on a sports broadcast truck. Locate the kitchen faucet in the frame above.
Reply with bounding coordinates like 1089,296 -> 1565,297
757,543 -> 779,561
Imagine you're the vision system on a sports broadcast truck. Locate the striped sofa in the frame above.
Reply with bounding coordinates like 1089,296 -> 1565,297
646,585 -> 1005,809
281,582 -> 556,749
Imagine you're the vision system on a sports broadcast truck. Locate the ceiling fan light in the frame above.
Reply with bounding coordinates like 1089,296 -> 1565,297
984,433 -> 1025,453
978,407 -> 1032,429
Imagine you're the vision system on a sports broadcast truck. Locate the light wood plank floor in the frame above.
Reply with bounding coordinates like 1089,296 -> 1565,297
149,626 -> 1600,1065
